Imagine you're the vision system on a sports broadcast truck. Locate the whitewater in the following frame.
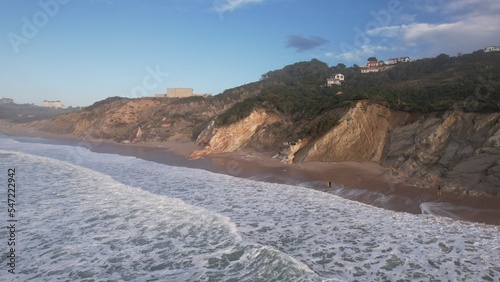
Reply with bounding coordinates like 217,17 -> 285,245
0,135 -> 499,281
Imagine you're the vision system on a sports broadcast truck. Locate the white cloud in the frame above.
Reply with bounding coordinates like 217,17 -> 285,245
364,1 -> 500,57
401,14 -> 500,54
213,0 -> 264,14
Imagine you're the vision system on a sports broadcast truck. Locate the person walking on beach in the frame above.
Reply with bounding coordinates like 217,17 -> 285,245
437,184 -> 442,196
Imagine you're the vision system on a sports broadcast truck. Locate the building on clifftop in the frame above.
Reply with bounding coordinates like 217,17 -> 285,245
155,88 -> 212,98
326,73 -> 344,86
386,56 -> 411,65
484,46 -> 500,52
0,97 -> 14,104
42,100 -> 64,109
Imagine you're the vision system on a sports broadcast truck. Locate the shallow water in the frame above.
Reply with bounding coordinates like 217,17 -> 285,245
1,136 -> 499,281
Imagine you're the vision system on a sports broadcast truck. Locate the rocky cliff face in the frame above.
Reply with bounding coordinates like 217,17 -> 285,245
29,81 -> 265,143
32,96 -> 242,143
292,102 -> 500,196
26,94 -> 500,196
189,109 -> 285,159
384,110 -> 500,196
294,103 -> 403,162
193,101 -> 500,196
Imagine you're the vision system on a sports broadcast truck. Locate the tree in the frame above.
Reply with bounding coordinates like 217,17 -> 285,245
434,53 -> 450,67
368,57 -> 378,62
335,63 -> 346,70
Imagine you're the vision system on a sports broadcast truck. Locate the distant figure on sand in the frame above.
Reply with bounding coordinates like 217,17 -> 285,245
437,184 -> 442,196
327,181 -> 332,188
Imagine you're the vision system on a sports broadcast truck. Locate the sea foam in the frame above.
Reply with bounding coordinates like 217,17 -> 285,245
0,136 -> 499,281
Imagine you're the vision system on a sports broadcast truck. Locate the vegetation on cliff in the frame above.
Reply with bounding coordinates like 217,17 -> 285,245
217,50 -> 500,130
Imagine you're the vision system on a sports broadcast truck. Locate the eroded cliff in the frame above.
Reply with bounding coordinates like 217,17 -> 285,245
194,101 -> 500,196
189,108 -> 285,159
385,110 -> 500,195
30,86 -> 262,143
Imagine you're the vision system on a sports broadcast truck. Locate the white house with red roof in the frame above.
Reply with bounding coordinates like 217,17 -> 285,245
327,73 -> 344,86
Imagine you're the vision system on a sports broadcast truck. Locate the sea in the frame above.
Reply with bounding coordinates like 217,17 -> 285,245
0,134 -> 499,281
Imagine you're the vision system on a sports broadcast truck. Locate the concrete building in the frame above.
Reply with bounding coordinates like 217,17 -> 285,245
43,100 -> 65,109
484,46 -> 500,52
360,67 -> 380,73
366,60 -> 379,68
155,88 -> 212,98
360,56 -> 407,73
386,56 -> 411,65
0,97 -> 14,104
155,88 -> 194,98
162,88 -> 194,98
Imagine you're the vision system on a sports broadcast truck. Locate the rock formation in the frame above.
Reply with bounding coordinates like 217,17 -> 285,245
193,101 -> 500,196
189,109 -> 283,159
19,95 -> 500,196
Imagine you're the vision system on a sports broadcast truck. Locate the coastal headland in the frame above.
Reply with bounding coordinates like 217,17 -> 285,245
2,52 -> 500,224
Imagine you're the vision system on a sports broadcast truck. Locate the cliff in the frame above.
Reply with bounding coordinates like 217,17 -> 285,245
384,109 -> 500,196
15,53 -> 500,196
194,101 -> 500,196
190,108 -> 286,159
29,82 -> 264,143
15,98 -> 500,197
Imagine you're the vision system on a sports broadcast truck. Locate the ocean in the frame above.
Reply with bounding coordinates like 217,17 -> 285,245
0,135 -> 499,281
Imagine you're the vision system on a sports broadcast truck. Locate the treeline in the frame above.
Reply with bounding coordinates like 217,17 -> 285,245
0,103 -> 79,122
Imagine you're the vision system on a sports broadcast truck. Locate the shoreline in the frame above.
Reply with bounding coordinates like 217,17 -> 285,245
1,120 -> 499,225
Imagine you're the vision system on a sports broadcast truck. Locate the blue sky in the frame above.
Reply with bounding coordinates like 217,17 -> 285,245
1,0 -> 499,107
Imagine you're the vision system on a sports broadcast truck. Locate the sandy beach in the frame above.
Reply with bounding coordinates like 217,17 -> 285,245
1,120 -> 499,225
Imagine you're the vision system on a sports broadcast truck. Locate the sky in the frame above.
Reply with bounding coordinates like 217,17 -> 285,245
1,0 -> 499,107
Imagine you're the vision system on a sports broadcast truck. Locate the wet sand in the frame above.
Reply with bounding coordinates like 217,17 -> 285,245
1,120 -> 499,225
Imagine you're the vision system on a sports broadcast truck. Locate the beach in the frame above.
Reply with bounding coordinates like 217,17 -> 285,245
1,120 -> 499,225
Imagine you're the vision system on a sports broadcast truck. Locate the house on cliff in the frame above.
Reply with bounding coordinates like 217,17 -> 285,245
386,56 -> 411,65
360,59 -> 382,73
326,73 -> 344,86
360,56 -> 409,73
484,46 -> 500,52
0,97 -> 14,104
43,100 -> 64,109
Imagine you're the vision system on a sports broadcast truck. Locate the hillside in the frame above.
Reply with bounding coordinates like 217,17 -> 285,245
0,103 -> 79,122
11,50 -> 500,196
31,82 -> 265,142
